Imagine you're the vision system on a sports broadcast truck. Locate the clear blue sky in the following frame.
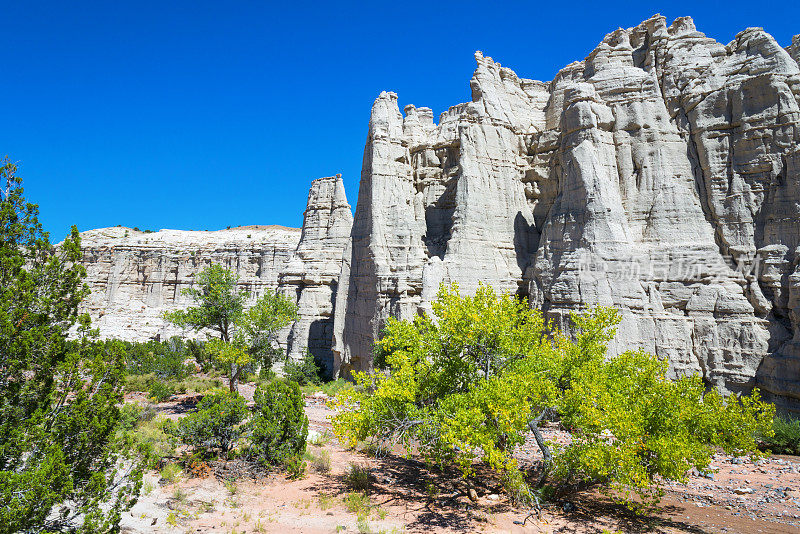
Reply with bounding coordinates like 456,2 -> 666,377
4,1 -> 799,240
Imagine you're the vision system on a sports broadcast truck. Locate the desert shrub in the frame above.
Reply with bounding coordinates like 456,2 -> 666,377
249,380 -> 308,466
149,381 -> 175,403
121,415 -> 177,469
345,463 -> 371,491
187,339 -> 213,373
284,349 -> 323,386
259,366 -> 277,381
121,337 -> 194,379
282,454 -> 307,479
332,283 -> 775,511
760,415 -> 800,455
177,390 -> 248,455
118,403 -> 145,432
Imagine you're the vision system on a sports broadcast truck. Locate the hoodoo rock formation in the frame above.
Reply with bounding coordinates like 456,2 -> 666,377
333,15 -> 800,410
278,175 -> 353,377
70,15 -> 800,411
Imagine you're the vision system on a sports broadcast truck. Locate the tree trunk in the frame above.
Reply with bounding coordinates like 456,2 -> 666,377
229,363 -> 238,393
528,410 -> 552,486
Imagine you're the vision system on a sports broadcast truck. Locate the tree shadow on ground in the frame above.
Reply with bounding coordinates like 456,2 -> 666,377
306,448 -> 713,534
562,494 -> 711,534
158,394 -> 202,416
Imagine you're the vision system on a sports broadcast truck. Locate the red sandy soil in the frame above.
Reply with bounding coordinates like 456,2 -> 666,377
120,389 -> 800,534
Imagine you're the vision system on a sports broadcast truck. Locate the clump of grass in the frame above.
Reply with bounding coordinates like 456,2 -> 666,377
318,493 -> 337,510
171,487 -> 188,505
344,492 -> 371,515
310,449 -> 331,473
307,431 -> 326,447
357,513 -> 371,534
502,468 -> 534,506
199,500 -> 216,513
346,463 -> 371,491
160,462 -> 182,484
425,481 -> 439,501
224,478 -> 238,495
760,415 -> 800,455
293,498 -> 312,509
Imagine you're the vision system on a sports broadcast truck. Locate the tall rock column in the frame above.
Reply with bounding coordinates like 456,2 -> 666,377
278,175 -> 353,377
333,92 -> 428,375
436,52 -> 542,299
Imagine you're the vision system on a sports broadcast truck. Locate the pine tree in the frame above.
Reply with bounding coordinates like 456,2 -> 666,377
0,157 -> 145,532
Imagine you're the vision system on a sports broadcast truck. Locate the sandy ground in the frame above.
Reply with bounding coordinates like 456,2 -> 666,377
119,391 -> 800,534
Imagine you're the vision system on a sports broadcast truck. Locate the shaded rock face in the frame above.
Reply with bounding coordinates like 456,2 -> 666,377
334,15 -> 800,410
75,226 -> 300,342
277,175 -> 353,378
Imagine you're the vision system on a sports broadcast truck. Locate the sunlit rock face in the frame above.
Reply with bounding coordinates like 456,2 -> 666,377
333,15 -> 800,411
71,177 -> 355,372
69,15 -> 800,410
277,175 -> 353,378
73,226 -> 300,343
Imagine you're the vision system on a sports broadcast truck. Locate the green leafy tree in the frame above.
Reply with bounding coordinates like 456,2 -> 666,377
0,157 -> 146,532
237,289 -> 299,368
332,283 -> 775,510
165,266 -> 298,392
165,264 -> 245,343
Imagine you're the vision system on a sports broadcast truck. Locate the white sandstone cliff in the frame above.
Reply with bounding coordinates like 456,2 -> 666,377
74,225 -> 300,342
333,15 -> 800,411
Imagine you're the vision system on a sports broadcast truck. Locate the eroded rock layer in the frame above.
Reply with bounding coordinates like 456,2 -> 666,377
75,226 -> 300,342
334,15 -> 800,410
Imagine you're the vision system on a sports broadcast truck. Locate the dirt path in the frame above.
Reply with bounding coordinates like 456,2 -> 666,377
120,392 -> 800,534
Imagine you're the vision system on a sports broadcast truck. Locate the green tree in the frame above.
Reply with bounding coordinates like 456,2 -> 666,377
165,266 -> 298,391
165,264 -> 245,343
249,380 -> 308,466
0,157 -> 146,532
176,389 -> 248,456
332,283 -> 775,510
